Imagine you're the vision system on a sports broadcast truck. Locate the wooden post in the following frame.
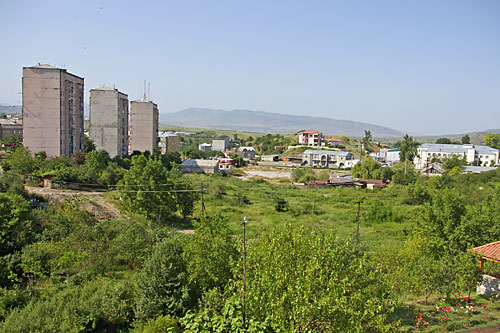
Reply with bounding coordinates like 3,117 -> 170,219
479,258 -> 484,272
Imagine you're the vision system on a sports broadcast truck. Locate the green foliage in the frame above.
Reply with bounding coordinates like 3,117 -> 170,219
391,162 -> 418,185
461,134 -> 471,144
363,130 -> 372,146
363,199 -> 394,225
0,193 -> 33,256
119,155 -> 177,220
183,213 -> 238,299
136,236 -> 190,320
0,172 -> 26,196
274,197 -> 288,212
2,147 -> 36,175
417,189 -> 467,252
352,158 -> 381,179
442,154 -> 467,171
181,288 -> 271,332
435,137 -> 452,144
291,167 -> 316,183
143,314 -> 181,333
484,133 -> 500,149
81,150 -> 110,183
1,278 -> 136,332
394,134 -> 419,163
406,181 -> 431,205
83,135 -> 96,153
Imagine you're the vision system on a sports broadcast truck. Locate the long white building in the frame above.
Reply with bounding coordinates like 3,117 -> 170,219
414,143 -> 499,169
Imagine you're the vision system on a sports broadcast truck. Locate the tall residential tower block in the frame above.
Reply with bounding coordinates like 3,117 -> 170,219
129,99 -> 159,153
89,87 -> 129,158
22,65 -> 84,157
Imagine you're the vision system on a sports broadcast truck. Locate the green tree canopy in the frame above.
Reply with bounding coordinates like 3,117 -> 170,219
484,133 -> 500,149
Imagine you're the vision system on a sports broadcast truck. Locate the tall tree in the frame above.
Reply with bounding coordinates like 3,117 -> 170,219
484,133 -> 500,149
461,134 -> 471,144
394,134 -> 419,174
118,155 -> 177,220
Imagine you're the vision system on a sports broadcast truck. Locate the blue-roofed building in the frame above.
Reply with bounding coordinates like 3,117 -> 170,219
415,144 -> 499,169
302,149 -> 357,168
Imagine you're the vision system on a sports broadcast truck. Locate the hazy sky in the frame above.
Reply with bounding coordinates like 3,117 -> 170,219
1,0 -> 499,135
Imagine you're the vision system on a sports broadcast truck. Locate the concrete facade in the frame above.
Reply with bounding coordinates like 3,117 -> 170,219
199,143 -> 212,152
212,136 -> 230,151
22,65 -> 84,157
0,119 -> 23,141
298,130 -> 323,146
181,159 -> 219,174
89,87 -> 129,158
414,143 -> 499,169
129,99 -> 159,153
302,149 -> 354,168
158,132 -> 180,153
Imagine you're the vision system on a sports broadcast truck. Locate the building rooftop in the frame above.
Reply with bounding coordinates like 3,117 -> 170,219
298,129 -> 322,134
462,166 -> 498,173
420,143 -> 498,155
181,159 -> 219,167
472,241 -> 500,262
158,132 -> 178,138
303,149 -> 350,157
239,146 -> 255,151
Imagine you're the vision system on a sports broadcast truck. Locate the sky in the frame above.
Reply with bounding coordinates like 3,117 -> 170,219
0,0 -> 499,136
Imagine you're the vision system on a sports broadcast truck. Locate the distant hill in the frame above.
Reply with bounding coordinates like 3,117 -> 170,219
160,108 -> 404,137
0,105 -> 22,114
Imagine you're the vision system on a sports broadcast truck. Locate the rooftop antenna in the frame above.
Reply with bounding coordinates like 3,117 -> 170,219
143,80 -> 146,100
148,82 -> 151,100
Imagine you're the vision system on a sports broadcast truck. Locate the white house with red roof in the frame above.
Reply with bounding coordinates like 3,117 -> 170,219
297,129 -> 323,147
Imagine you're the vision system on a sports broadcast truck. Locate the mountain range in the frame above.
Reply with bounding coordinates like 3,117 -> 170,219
160,108 -> 404,137
0,105 -> 22,114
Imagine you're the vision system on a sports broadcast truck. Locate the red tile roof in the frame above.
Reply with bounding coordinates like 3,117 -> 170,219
298,129 -> 322,134
472,241 -> 500,262
326,138 -> 343,142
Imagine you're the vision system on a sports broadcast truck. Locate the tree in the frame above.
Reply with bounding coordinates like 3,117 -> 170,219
351,159 -> 381,179
484,133 -> 500,149
363,130 -> 372,146
3,147 -> 36,175
118,155 -> 177,220
394,134 -> 419,174
442,154 -> 467,171
83,136 -> 96,153
0,193 -> 32,256
241,225 -> 394,331
461,134 -> 471,144
183,213 -> 238,299
435,137 -> 452,144
81,150 -> 109,183
394,134 -> 419,163
136,237 -> 190,320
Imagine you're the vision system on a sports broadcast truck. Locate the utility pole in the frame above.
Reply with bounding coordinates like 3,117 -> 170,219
355,199 -> 363,236
201,181 -> 205,211
242,217 -> 248,326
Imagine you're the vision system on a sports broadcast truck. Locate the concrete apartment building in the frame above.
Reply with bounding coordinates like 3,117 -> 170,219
89,87 -> 129,158
22,65 -> 84,157
158,132 -> 180,153
414,143 -> 499,169
129,99 -> 159,153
